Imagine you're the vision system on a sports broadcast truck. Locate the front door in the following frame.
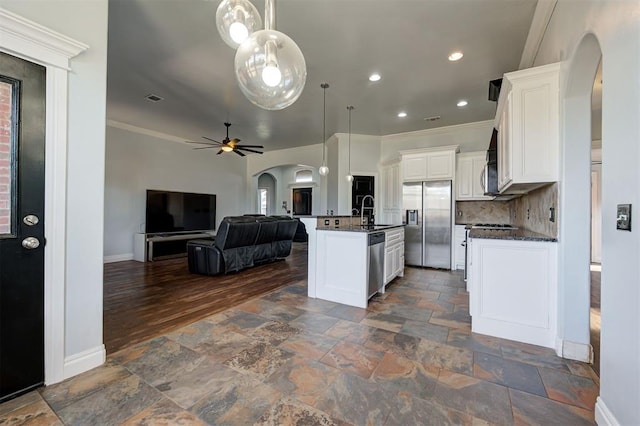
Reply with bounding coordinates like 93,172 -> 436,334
0,52 -> 46,402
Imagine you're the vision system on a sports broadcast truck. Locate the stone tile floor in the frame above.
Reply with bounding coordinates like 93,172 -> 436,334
0,267 -> 599,425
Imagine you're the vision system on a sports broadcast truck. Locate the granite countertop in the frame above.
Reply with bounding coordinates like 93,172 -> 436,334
316,224 -> 405,233
469,228 -> 557,242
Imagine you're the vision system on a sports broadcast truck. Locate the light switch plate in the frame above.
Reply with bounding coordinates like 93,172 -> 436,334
617,204 -> 632,231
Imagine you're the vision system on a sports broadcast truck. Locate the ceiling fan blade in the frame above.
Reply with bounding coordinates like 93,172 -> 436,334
237,147 -> 264,154
187,140 -> 219,145
202,136 -> 224,144
231,138 -> 241,143
233,149 -> 246,157
237,144 -> 264,148
193,146 -> 218,150
216,149 -> 224,155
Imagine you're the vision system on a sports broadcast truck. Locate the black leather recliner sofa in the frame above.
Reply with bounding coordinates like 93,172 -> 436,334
187,215 -> 298,276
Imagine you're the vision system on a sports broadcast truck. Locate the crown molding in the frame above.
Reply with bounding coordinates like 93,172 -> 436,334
0,8 -> 88,69
381,120 -> 493,144
106,119 -> 187,144
519,0 -> 558,69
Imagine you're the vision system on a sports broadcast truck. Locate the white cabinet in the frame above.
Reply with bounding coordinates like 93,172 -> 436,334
495,62 -> 560,194
468,237 -> 558,348
383,227 -> 404,286
453,225 -> 466,270
380,161 -> 401,224
400,146 -> 458,182
315,230 -> 369,308
456,152 -> 492,200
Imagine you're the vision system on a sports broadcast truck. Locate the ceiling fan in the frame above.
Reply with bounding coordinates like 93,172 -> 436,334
186,122 -> 264,156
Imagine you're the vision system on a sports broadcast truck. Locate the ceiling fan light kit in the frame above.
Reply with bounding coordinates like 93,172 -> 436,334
217,0 -> 307,111
186,122 -> 264,156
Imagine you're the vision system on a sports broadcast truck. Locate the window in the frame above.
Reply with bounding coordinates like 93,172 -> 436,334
0,78 -> 16,237
258,188 -> 268,215
295,169 -> 313,183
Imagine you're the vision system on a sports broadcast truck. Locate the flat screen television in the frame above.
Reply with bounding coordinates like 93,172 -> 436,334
145,190 -> 216,234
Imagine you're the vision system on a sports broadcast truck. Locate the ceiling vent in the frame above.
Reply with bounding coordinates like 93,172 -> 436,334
145,94 -> 164,102
423,115 -> 441,122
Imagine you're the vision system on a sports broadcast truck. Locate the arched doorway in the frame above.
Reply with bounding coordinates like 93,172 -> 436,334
257,172 -> 277,215
559,33 -> 602,363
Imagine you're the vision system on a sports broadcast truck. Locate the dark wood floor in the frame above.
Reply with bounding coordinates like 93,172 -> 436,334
103,243 -> 308,354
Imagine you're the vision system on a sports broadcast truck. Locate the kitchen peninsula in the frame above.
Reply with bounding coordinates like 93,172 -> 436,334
468,227 -> 558,349
300,217 -> 404,308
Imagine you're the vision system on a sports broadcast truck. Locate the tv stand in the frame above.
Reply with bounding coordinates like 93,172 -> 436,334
134,232 -> 215,262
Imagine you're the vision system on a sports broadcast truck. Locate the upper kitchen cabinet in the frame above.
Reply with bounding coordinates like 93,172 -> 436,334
495,63 -> 560,194
456,151 -> 493,200
400,145 -> 459,182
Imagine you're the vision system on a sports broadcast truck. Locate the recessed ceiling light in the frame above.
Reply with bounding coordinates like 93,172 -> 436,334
448,51 -> 463,61
369,73 -> 381,82
457,100 -> 468,107
397,112 -> 407,118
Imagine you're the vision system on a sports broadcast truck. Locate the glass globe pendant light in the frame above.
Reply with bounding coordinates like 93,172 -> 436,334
346,105 -> 354,182
319,83 -> 330,176
216,0 -> 263,49
234,0 -> 307,110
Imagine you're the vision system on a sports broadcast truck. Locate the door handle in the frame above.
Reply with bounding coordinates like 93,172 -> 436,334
22,237 -> 40,249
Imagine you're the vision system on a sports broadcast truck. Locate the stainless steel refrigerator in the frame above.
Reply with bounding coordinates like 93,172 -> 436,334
402,181 -> 452,269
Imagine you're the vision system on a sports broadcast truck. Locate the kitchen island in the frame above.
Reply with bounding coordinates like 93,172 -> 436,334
300,217 -> 404,308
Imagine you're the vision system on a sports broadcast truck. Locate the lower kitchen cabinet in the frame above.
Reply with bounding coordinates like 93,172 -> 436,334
384,227 -> 404,286
468,237 -> 557,349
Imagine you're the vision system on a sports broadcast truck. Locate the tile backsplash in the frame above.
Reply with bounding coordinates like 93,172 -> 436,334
513,183 -> 558,238
455,201 -> 512,225
456,183 -> 558,238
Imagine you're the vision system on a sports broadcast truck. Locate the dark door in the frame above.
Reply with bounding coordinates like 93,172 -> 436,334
352,175 -> 375,219
292,188 -> 312,216
0,52 -> 46,402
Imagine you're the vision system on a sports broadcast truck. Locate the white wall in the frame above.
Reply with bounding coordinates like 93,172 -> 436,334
533,1 -> 640,424
2,0 -> 109,361
104,124 -> 247,259
334,133 -> 381,215
381,120 -> 494,164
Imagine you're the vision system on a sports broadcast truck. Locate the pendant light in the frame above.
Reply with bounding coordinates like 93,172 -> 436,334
216,0 -> 262,49
319,83 -> 329,176
234,0 -> 307,110
346,105 -> 354,182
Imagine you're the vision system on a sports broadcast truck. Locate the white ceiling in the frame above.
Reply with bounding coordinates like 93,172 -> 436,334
106,0 -> 538,152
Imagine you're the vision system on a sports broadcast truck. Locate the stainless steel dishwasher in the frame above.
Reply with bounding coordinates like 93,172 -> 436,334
367,232 -> 386,299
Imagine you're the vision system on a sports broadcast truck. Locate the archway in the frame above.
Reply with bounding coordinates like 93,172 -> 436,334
257,172 -> 277,215
558,33 -> 602,362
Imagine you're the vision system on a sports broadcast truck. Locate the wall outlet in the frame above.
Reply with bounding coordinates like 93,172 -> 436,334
549,207 -> 556,222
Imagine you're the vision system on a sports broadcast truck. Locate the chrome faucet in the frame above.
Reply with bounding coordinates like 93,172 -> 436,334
360,195 -> 375,225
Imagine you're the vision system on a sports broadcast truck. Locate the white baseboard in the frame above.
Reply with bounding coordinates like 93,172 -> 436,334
63,345 -> 106,380
595,397 -> 620,426
555,338 -> 592,362
104,253 -> 133,263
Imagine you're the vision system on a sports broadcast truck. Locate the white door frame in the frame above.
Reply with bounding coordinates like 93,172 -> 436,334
0,9 -> 88,384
